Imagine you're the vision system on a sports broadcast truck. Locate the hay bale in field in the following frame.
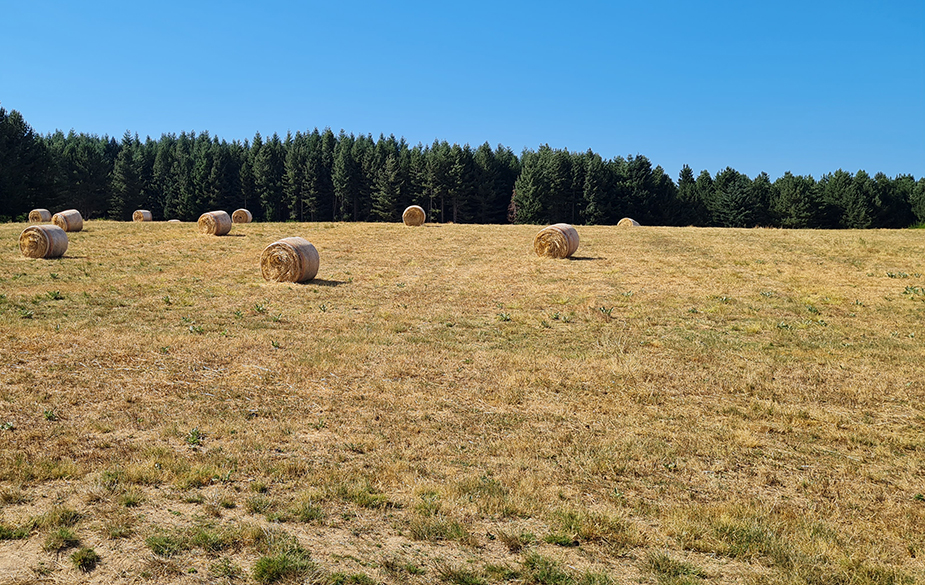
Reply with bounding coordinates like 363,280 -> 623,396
260,237 -> 320,283
19,225 -> 68,259
402,205 -> 426,226
232,209 -> 253,224
52,209 -> 83,232
617,217 -> 640,227
168,219 -> 182,223
133,210 -> 153,222
29,209 -> 51,223
197,211 -> 232,236
534,223 -> 579,259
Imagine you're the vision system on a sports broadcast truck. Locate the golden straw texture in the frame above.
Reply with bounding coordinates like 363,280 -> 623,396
133,210 -> 153,222
617,217 -> 641,227
19,225 -> 69,259
52,209 -> 83,232
533,223 -> 580,258
402,205 -> 426,226
29,209 -> 51,223
260,237 -> 320,283
197,211 -> 233,236
232,209 -> 253,224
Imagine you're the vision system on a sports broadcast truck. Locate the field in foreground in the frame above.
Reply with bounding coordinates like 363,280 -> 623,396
0,220 -> 923,585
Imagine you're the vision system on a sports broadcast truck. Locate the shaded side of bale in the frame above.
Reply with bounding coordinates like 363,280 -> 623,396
197,211 -> 232,236
617,217 -> 641,227
19,225 -> 69,259
52,209 -> 83,232
232,209 -> 253,224
402,205 -> 426,226
29,209 -> 52,223
133,210 -> 153,222
533,223 -> 579,259
260,237 -> 320,283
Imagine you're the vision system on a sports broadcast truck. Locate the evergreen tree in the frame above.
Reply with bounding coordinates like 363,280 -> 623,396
771,172 -> 822,228
912,177 -> 925,225
711,167 -> 760,227
0,108 -> 50,220
582,151 -> 611,225
254,133 -> 286,221
676,165 -> 709,226
109,131 -> 142,219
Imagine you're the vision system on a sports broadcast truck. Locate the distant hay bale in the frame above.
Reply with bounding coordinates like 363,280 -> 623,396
197,211 -> 232,236
167,219 -> 182,223
260,237 -> 320,283
402,205 -> 426,226
232,209 -> 253,224
617,217 -> 641,227
52,209 -> 83,232
19,225 -> 68,259
132,210 -> 153,222
533,223 -> 579,259
29,209 -> 51,223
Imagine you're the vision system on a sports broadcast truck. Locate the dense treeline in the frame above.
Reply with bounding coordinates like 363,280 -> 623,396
3,107 -> 924,227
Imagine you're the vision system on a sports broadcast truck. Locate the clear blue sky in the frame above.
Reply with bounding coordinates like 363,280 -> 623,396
2,0 -> 923,180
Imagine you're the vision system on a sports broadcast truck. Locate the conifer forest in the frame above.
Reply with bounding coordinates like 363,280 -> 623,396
2,107 -> 924,228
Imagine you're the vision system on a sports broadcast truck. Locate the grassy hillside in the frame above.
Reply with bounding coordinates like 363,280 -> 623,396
0,220 -> 923,584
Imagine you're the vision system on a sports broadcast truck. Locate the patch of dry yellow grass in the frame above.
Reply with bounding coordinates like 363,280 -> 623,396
0,221 -> 923,583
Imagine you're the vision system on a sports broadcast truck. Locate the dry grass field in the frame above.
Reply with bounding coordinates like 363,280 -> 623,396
0,220 -> 923,585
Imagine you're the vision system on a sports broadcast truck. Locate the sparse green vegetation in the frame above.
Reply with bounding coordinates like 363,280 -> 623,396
0,222 -> 922,584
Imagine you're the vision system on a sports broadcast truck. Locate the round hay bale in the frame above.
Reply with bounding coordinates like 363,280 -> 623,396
19,225 -> 68,259
52,209 -> 83,232
402,205 -> 426,226
29,209 -> 52,223
197,211 -> 232,236
260,237 -> 320,283
132,210 -> 153,222
168,219 -> 182,223
617,217 -> 640,227
533,223 -> 579,259
232,209 -> 253,224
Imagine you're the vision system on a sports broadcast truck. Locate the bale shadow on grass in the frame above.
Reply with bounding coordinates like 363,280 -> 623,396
568,256 -> 605,261
302,279 -> 347,287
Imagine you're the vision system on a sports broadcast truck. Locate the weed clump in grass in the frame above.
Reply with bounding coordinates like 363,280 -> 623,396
0,523 -> 30,540
644,551 -> 708,583
71,547 -> 100,572
43,527 -> 79,551
252,545 -> 316,584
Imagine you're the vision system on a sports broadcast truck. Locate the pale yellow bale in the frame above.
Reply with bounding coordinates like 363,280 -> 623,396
197,211 -> 232,236
133,210 -> 153,222
29,209 -> 51,223
52,209 -> 83,232
19,225 -> 68,259
260,237 -> 320,283
533,223 -> 579,258
402,205 -> 426,226
232,209 -> 253,224
617,217 -> 641,227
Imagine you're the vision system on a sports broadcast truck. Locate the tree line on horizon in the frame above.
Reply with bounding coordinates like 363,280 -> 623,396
2,107 -> 925,228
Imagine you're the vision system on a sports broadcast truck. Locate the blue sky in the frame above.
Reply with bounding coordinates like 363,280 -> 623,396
2,0 -> 923,180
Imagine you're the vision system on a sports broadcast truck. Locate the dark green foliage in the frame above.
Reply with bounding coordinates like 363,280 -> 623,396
1,107 -> 920,228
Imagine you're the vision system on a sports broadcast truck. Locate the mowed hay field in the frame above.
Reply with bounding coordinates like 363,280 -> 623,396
0,220 -> 924,585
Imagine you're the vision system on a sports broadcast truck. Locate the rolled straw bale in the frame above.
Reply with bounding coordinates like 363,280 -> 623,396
533,223 -> 579,259
168,219 -> 182,223
29,209 -> 52,223
19,225 -> 68,259
232,208 -> 253,224
197,211 -> 232,236
260,237 -> 320,283
52,209 -> 83,232
617,217 -> 641,227
133,210 -> 153,222
402,205 -> 426,226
